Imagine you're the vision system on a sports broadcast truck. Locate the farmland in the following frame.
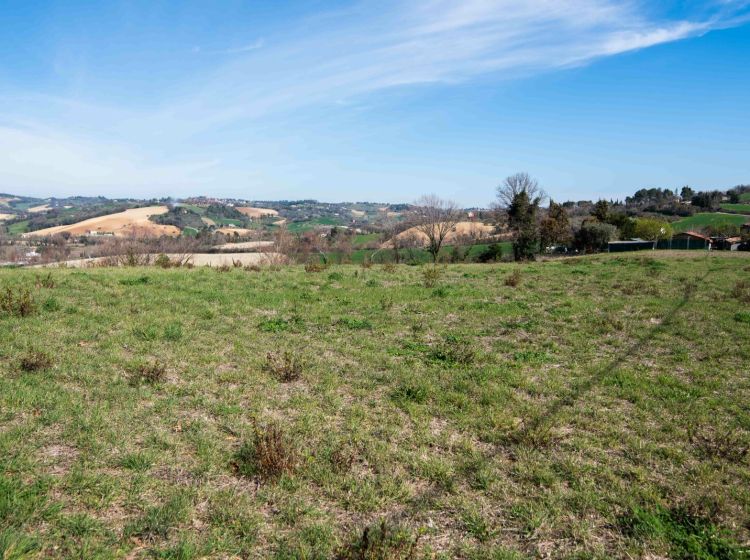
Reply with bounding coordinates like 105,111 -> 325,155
1,253 -> 749,558
721,203 -> 750,214
671,212 -> 748,232
22,206 -> 179,238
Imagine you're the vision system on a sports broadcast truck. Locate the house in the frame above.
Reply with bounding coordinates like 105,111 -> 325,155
671,231 -> 710,250
607,239 -> 654,252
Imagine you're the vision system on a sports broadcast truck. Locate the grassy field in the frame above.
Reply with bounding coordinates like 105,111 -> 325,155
672,212 -> 747,232
1,253 -> 750,558
721,204 -> 750,215
740,193 -> 750,202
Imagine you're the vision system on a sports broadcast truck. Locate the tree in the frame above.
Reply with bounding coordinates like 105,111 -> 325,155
632,217 -> 673,248
574,221 -> 618,253
728,190 -> 740,204
508,190 -> 540,260
496,172 -> 545,209
680,186 -> 694,201
539,200 -> 571,250
691,191 -> 722,210
413,195 -> 462,263
592,199 -> 609,222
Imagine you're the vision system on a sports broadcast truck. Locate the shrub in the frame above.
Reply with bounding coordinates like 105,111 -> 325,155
476,243 -> 503,263
336,519 -> 419,560
154,253 -> 172,268
234,421 -> 297,480
129,360 -> 167,385
305,262 -> 326,273
264,351 -> 303,382
0,287 -> 36,317
504,269 -> 522,287
422,266 -> 442,288
19,350 -> 53,372
34,272 -> 55,289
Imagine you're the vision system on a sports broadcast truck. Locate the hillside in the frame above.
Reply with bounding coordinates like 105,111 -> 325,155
22,206 -> 179,238
671,212 -> 748,232
1,253 -> 749,558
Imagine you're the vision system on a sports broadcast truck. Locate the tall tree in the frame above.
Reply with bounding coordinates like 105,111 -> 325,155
592,199 -> 609,222
508,190 -> 540,261
496,172 -> 545,209
539,200 -> 571,250
413,195 -> 461,263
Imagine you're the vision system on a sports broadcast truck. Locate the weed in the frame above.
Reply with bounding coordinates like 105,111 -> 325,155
422,266 -> 442,288
305,262 -> 327,273
337,316 -> 373,330
154,254 -> 172,268
258,316 -> 302,333
234,421 -> 298,480
42,296 -> 61,312
215,264 -> 232,273
19,349 -> 53,372
34,272 -> 55,289
124,495 -> 190,542
505,269 -> 522,287
328,271 -> 344,281
244,264 -> 261,272
129,360 -> 167,385
361,257 -> 373,269
336,519 -> 419,560
619,505 -> 746,559
730,279 -> 750,303
0,286 -> 36,317
689,424 -> 749,462
734,311 -> 750,324
429,335 -> 475,365
382,262 -> 396,274
119,276 -> 150,286
392,381 -> 428,404
264,351 -> 303,382
163,321 -> 183,341
119,452 -> 154,472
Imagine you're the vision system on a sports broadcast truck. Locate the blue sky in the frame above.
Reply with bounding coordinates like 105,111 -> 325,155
1,1 -> 749,206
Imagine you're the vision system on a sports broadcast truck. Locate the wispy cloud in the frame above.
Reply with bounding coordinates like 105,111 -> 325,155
0,0 -> 748,196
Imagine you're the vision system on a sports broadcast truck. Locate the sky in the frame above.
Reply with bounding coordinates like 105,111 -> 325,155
1,0 -> 749,207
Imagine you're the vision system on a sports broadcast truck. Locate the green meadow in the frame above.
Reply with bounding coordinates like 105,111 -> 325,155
1,253 -> 749,558
671,212 -> 747,232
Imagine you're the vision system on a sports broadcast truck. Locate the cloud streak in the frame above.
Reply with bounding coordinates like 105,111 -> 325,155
0,0 -> 748,197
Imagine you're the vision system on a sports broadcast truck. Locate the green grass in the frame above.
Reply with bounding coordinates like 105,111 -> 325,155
1,253 -> 750,558
352,233 -> 380,247
739,192 -> 750,202
672,212 -> 747,232
720,203 -> 750,215
287,217 -> 345,233
6,220 -> 29,235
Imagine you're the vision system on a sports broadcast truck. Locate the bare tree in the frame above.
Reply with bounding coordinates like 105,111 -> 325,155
413,194 -> 462,263
496,172 -> 545,209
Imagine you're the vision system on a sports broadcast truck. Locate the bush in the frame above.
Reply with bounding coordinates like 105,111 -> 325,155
504,269 -> 522,287
422,266 -> 442,288
0,287 -> 36,317
305,262 -> 327,273
336,519 -> 419,560
476,243 -> 503,263
34,272 -> 55,289
574,221 -> 618,252
154,253 -> 172,268
234,421 -> 297,480
19,350 -> 53,372
264,351 -> 303,382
